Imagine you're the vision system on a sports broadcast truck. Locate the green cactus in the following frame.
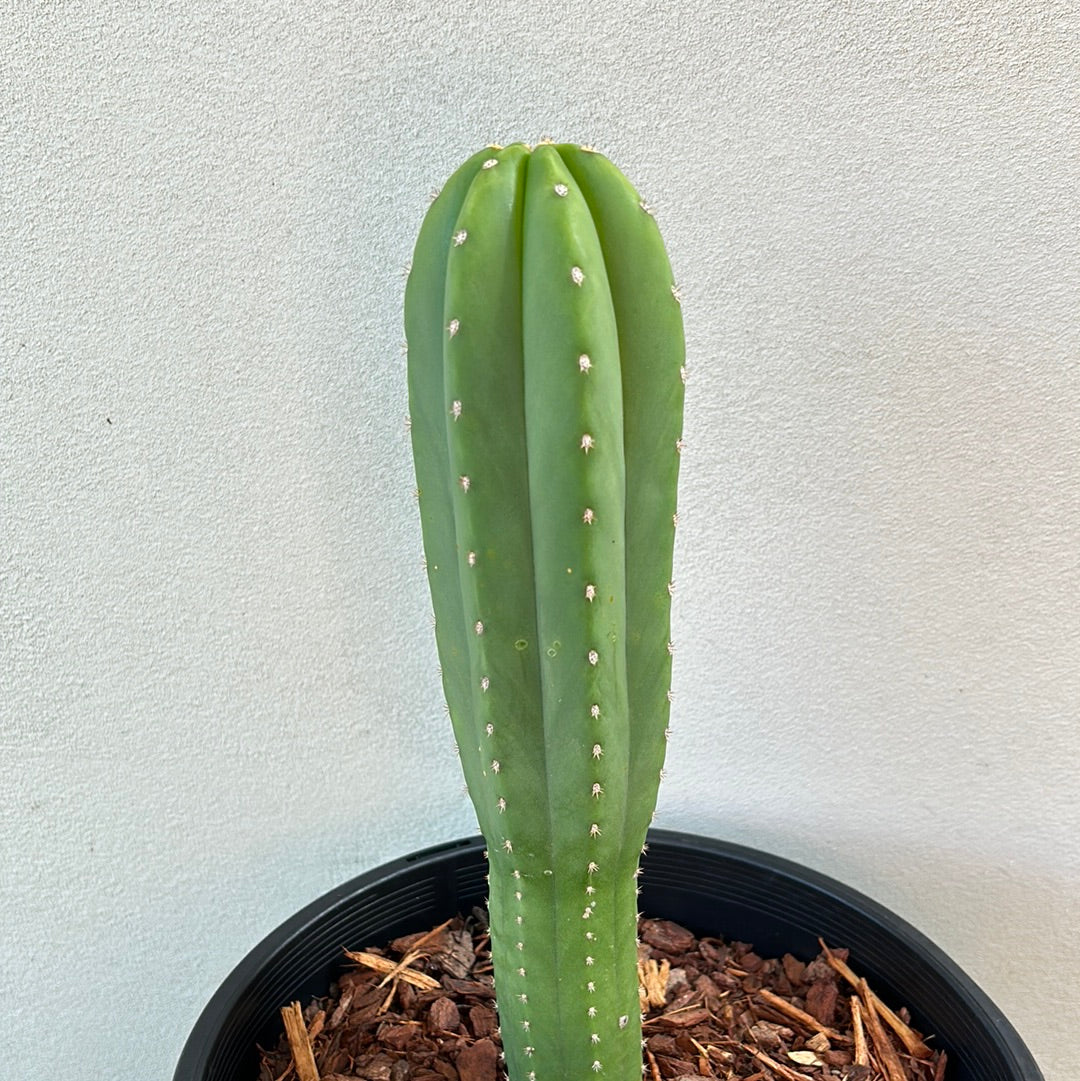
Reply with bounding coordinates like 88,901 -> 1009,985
405,141 -> 685,1081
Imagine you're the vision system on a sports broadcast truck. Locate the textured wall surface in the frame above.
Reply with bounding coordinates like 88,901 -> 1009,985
2,3 -> 1078,1079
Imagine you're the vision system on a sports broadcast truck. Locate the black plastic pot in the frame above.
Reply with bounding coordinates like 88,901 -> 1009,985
175,830 -> 1041,1081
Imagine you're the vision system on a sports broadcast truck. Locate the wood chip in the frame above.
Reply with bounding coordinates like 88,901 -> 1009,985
851,996 -> 870,1067
859,977 -> 909,1081
638,957 -> 671,1008
644,1045 -> 663,1081
745,1045 -> 815,1081
756,986 -> 848,1042
280,1001 -> 320,1081
343,949 -> 441,991
821,940 -> 933,1059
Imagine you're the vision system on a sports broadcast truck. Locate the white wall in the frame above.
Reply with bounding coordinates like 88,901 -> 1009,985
3,3 -> 1077,1079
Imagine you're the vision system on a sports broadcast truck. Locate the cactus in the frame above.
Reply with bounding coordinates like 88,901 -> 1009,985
405,141 -> 684,1081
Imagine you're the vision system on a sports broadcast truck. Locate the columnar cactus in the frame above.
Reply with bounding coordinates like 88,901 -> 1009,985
405,141 -> 685,1081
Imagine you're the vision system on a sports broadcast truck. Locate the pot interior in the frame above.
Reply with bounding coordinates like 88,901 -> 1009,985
175,831 -> 1041,1081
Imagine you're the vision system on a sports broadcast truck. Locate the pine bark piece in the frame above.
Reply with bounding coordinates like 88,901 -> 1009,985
640,918 -> 697,954
281,1001 -> 320,1081
804,977 -> 839,1025
427,996 -> 460,1033
455,1037 -> 498,1081
327,990 -> 354,1030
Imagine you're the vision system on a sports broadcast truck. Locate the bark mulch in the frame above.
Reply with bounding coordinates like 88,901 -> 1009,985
258,909 -> 947,1081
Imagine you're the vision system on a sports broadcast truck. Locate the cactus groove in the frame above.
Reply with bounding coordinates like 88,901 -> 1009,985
405,142 -> 685,1081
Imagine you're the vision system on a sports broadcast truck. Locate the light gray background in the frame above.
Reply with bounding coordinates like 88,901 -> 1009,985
3,3 -> 1078,1079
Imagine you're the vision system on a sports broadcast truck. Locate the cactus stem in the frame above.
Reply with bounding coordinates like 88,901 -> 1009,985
408,142 -> 684,1081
